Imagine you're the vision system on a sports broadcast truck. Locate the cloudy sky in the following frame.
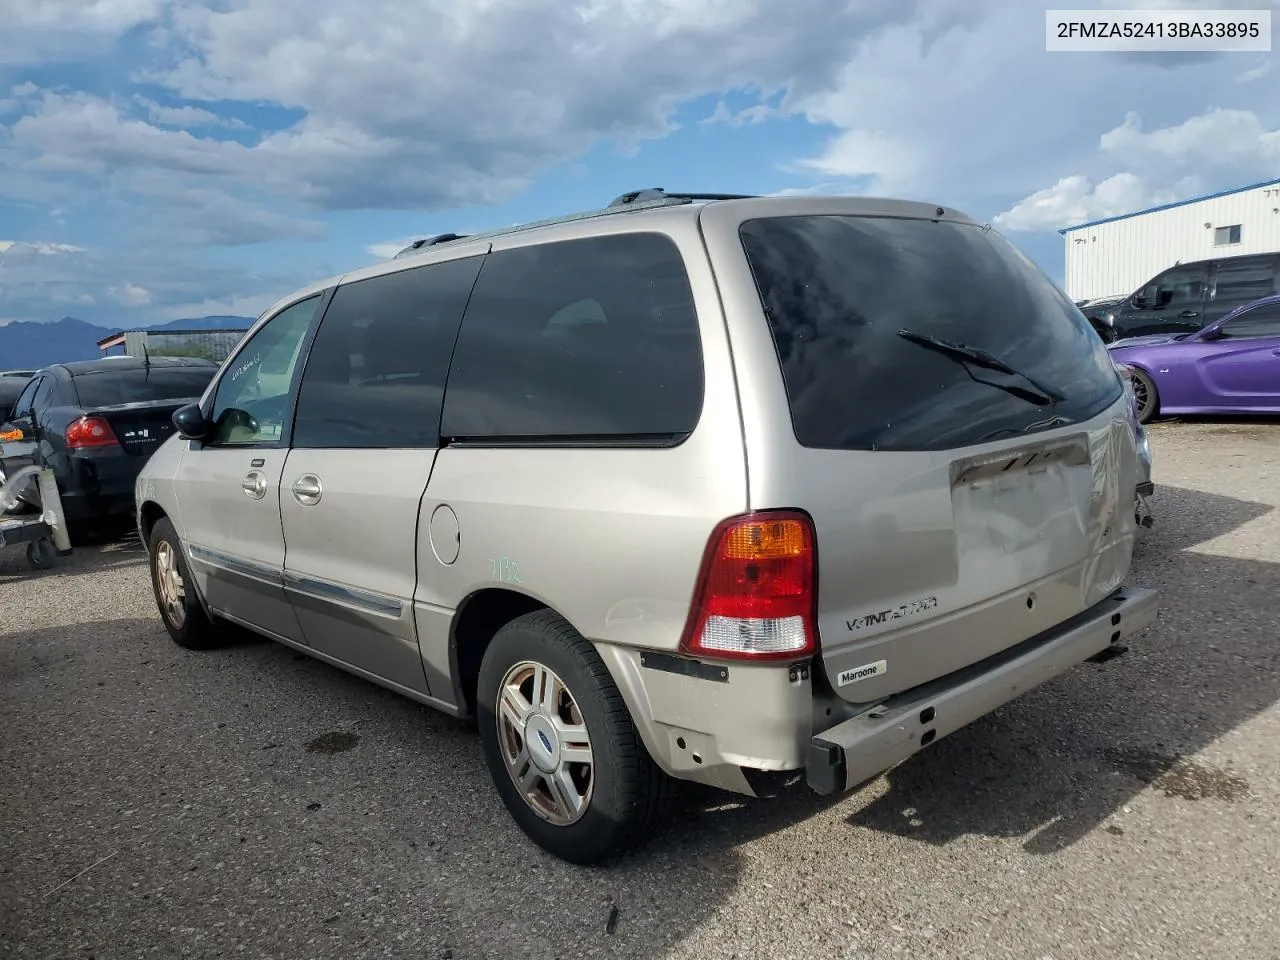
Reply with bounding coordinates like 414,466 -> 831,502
0,0 -> 1277,328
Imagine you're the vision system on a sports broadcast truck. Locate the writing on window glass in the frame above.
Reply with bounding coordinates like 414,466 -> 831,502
229,352 -> 262,382
489,556 -> 523,584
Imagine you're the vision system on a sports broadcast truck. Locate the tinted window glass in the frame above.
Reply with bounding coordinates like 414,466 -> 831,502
441,233 -> 703,440
32,376 -> 56,411
292,256 -> 484,449
208,295 -> 320,446
739,215 -> 1122,451
1221,303 -> 1280,339
10,378 -> 40,419
72,367 -> 215,408
1213,259 -> 1274,300
1143,264 -> 1208,309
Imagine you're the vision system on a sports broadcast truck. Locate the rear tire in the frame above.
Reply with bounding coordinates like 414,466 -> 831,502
476,610 -> 670,865
148,516 -> 222,650
1130,367 -> 1159,424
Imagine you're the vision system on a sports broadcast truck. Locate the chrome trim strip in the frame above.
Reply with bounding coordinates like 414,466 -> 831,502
281,571 -> 405,619
188,544 -> 284,587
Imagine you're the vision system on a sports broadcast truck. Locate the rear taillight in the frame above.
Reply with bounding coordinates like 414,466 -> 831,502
679,510 -> 818,661
66,415 -> 119,449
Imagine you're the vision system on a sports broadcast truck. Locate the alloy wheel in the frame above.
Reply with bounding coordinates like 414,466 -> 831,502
495,660 -> 595,825
154,539 -> 187,629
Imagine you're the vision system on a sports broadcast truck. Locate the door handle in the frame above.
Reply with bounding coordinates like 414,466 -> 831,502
241,471 -> 267,500
292,474 -> 323,506
1178,310 -> 1199,319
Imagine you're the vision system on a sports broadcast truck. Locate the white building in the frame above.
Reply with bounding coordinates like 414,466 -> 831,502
1060,177 -> 1280,302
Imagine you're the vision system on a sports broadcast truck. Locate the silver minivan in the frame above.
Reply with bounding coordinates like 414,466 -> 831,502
135,190 -> 1159,864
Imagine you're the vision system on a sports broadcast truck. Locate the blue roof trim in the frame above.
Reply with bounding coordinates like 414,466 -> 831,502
1058,176 -> 1280,235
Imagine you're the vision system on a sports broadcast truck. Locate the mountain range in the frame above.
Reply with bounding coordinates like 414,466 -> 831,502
0,315 -> 254,369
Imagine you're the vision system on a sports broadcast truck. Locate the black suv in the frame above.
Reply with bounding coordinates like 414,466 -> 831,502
1091,251 -> 1280,342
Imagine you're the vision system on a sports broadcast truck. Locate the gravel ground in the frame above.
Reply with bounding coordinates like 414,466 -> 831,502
2,419 -> 1278,960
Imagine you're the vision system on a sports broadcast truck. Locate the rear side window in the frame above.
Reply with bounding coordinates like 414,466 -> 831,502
291,255 -> 484,449
440,233 -> 703,442
32,375 -> 56,411
73,367 -> 216,408
10,378 -> 41,418
1213,255 -> 1276,303
1221,302 -> 1280,339
739,215 -> 1122,451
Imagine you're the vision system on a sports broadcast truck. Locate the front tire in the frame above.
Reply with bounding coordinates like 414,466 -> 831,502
148,517 -> 222,650
1130,367 -> 1159,424
477,610 -> 670,865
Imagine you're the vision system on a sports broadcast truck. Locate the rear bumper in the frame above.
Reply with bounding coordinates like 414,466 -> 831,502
56,450 -> 145,521
806,584 -> 1158,795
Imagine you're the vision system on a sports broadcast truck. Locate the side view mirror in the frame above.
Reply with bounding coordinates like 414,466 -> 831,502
1131,295 -> 1147,310
172,403 -> 210,440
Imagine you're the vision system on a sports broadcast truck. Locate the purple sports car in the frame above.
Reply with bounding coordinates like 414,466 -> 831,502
1108,293 -> 1280,423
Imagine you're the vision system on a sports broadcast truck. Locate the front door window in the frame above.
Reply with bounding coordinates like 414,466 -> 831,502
206,296 -> 321,447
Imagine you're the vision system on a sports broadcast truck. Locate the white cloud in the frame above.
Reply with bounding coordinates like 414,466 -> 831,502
4,0 -> 1280,322
133,97 -> 249,130
700,97 -> 779,127
1099,108 -> 1280,170
783,1 -> 1280,220
100,0 -> 924,212
766,182 -> 862,197
1236,59 -> 1273,83
992,174 -> 1198,232
997,107 -> 1280,231
0,0 -> 168,64
108,283 -> 153,306
366,239 -> 415,260
0,240 -> 85,256
0,238 -> 302,326
794,129 -> 923,192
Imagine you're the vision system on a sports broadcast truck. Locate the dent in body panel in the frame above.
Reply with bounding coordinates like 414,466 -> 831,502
746,393 -> 1141,703
414,599 -> 458,710
593,642 -> 807,795
284,582 -> 429,693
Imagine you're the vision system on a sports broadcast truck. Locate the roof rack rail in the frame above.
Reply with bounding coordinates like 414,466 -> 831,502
391,190 -> 753,260
392,233 -> 471,259
608,188 -> 758,207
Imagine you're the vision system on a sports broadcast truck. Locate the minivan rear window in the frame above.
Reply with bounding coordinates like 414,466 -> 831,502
73,367 -> 216,408
739,215 -> 1122,451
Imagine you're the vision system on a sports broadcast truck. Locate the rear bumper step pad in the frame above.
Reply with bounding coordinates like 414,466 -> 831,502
807,585 -> 1158,795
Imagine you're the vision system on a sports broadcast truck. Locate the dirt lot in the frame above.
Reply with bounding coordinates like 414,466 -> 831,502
2,420 -> 1278,960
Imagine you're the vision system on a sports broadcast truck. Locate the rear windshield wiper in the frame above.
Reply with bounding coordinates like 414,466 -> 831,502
896,329 -> 1066,406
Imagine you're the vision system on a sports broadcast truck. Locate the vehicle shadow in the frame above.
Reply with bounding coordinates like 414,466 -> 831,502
843,483 -> 1277,853
0,527 -> 147,581
2,617 -> 758,960
1149,414 -> 1280,437
3,483 -> 1274,959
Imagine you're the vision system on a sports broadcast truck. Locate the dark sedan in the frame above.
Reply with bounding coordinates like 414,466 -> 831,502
0,356 -> 217,533
0,370 -> 36,421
